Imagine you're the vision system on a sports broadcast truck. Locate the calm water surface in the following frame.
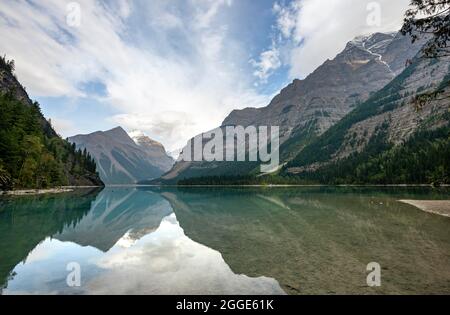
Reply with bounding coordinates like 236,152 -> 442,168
0,187 -> 449,295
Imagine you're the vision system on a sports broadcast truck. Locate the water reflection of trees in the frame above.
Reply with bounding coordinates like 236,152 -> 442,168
159,187 -> 450,294
0,188 -> 102,290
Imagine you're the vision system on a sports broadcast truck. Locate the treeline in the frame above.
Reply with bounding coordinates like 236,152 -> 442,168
178,175 -> 313,186
0,59 -> 100,190
294,123 -> 450,185
0,55 -> 15,74
178,123 -> 450,186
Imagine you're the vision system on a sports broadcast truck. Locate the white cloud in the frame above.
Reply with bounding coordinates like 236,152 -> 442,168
152,12 -> 183,30
0,0 -> 269,151
0,0 -> 412,151
192,0 -> 233,30
273,1 -> 298,39
250,46 -> 282,82
272,0 -> 411,78
50,117 -> 76,137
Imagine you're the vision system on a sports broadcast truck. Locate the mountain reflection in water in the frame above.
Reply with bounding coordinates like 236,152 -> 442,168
1,186 -> 449,295
0,188 -> 284,295
163,187 -> 450,295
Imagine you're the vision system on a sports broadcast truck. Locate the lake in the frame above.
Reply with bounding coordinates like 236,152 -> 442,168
1,187 -> 449,295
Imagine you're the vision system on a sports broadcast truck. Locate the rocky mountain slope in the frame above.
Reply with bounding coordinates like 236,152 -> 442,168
0,57 -> 103,189
69,127 -> 173,185
223,32 -> 422,138
158,31 -> 429,183
0,59 -> 57,139
129,130 -> 174,172
284,52 -> 450,184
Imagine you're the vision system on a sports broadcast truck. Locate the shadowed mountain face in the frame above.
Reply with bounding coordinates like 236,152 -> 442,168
69,127 -> 173,185
160,31 -> 429,182
161,187 -> 450,295
55,188 -> 173,252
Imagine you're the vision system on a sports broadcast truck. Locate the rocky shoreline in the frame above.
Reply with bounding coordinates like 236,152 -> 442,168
1,188 -> 74,196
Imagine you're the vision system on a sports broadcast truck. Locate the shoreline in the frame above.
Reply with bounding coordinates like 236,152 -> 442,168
399,200 -> 450,218
136,184 -> 450,188
1,188 -> 74,196
1,184 -> 448,196
1,186 -> 104,196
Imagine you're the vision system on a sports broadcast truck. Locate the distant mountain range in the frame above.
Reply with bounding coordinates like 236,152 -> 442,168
69,127 -> 173,185
155,30 -> 450,185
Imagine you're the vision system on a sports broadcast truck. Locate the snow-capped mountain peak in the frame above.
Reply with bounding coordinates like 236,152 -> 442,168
128,130 -> 146,144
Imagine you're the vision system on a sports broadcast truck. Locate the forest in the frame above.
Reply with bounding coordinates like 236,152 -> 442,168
0,57 -> 100,190
179,121 -> 450,186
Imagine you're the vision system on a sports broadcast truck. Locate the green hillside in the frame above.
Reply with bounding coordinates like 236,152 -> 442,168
0,57 -> 103,190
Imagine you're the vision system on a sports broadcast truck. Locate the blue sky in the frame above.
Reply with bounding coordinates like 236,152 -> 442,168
0,0 -> 410,151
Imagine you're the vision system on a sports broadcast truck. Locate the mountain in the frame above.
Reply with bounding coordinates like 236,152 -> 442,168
178,38 -> 450,185
158,31 -> 430,184
69,127 -> 174,185
284,51 -> 450,184
167,148 -> 183,160
0,56 -> 103,189
129,130 -> 174,172
224,32 -> 409,137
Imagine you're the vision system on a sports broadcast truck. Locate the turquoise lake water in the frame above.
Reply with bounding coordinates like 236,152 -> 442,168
1,187 -> 449,294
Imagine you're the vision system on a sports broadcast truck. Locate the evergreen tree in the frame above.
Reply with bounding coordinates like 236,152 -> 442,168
402,0 -> 450,58
0,57 -> 101,190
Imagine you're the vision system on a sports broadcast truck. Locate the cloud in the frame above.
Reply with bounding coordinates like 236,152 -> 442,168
50,117 -> 76,137
273,1 -> 298,39
250,46 -> 282,82
0,0 -> 269,151
192,0 -> 233,29
0,0 -> 412,150
270,0 -> 411,78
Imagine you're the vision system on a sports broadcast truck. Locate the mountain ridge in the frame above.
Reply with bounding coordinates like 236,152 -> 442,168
283,51 -> 450,184
69,127 -> 174,185
157,30 -> 431,184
